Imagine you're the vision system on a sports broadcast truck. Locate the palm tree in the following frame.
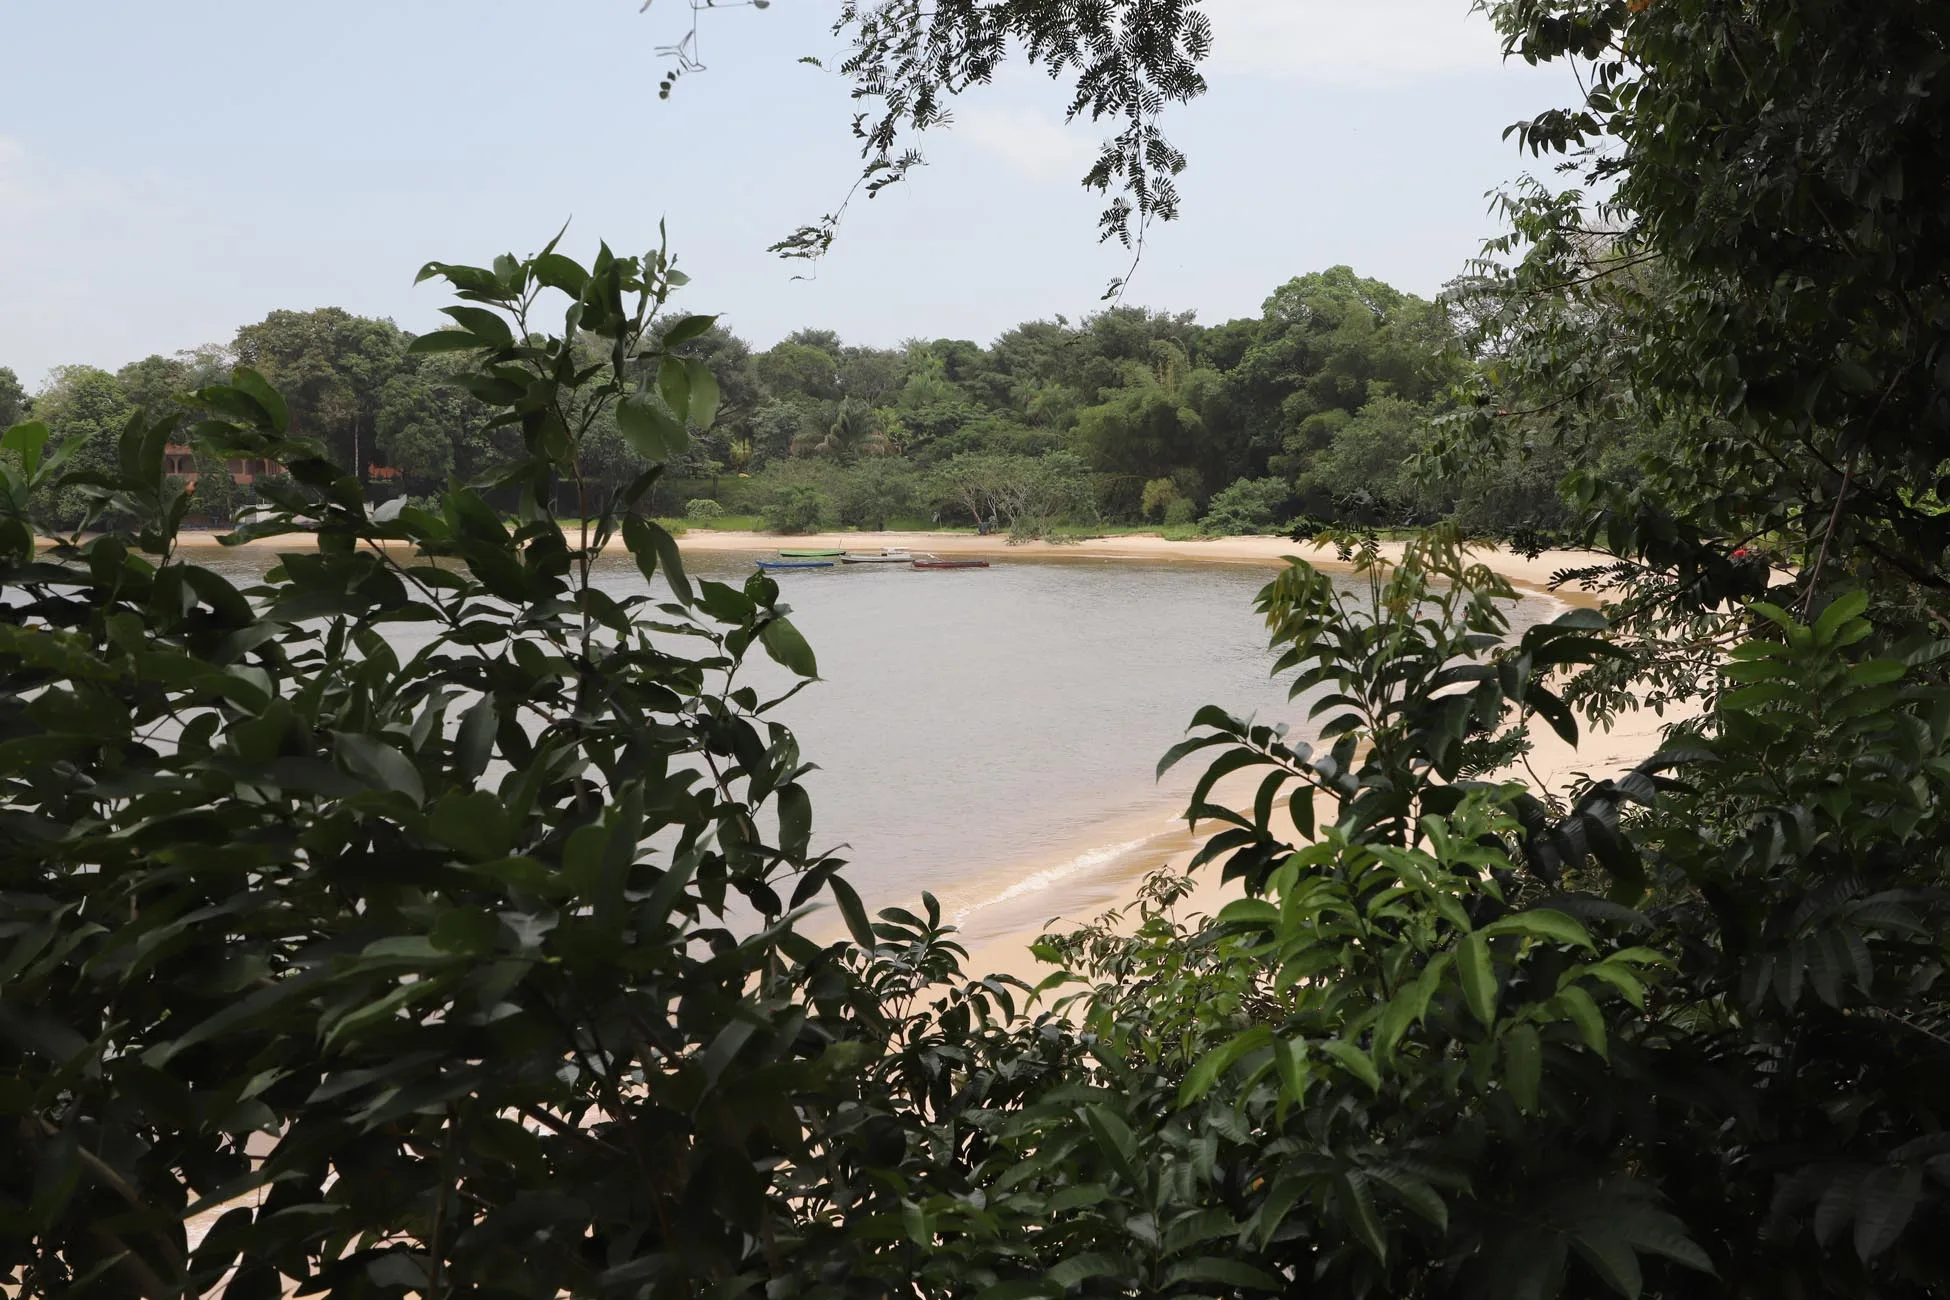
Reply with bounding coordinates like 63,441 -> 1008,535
792,398 -> 890,461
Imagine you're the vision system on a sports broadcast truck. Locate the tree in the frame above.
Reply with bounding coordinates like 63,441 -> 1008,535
0,368 -> 28,430
722,0 -> 1210,284
835,456 -> 919,530
1232,267 -> 1454,482
928,449 -> 1092,537
1455,0 -> 1950,602
792,395 -> 890,460
1199,474 -> 1291,535
1141,475 -> 1185,521
372,373 -> 455,485
1294,393 -> 1437,524
29,365 -> 131,528
752,337 -> 841,404
663,322 -> 763,475
114,354 -> 195,413
232,307 -> 407,475
1070,342 -> 1229,512
746,397 -> 805,467
766,480 -> 832,532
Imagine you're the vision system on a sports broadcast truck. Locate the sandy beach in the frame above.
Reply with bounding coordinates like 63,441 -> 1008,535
958,681 -> 1689,984
169,526 -> 1608,603
661,528 -> 1609,603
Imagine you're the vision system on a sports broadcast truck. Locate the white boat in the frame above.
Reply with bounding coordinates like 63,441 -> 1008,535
840,550 -> 914,564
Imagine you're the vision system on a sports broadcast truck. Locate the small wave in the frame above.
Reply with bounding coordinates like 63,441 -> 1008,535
952,832 -> 1163,926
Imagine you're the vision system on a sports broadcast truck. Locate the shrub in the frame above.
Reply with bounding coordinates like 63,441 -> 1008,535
766,482 -> 831,533
834,458 -> 919,530
0,241 -> 994,1293
1141,476 -> 1183,520
1200,475 -> 1291,534
1162,496 -> 1197,527
684,496 -> 725,520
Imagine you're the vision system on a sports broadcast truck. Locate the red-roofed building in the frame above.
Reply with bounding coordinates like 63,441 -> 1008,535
163,444 -> 279,486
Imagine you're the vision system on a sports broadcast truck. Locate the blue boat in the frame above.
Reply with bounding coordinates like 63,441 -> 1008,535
755,559 -> 836,571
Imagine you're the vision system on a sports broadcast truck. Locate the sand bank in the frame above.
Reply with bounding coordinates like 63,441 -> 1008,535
959,686 -> 1692,986
168,526 -> 1610,605
669,529 -> 1607,603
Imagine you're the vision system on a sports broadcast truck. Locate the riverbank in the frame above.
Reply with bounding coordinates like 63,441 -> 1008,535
664,528 -> 1607,604
168,526 -> 1608,605
958,682 -> 1691,985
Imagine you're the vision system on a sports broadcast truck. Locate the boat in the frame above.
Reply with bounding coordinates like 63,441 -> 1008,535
912,557 -> 990,570
755,559 -> 836,571
840,551 -> 913,564
777,548 -> 845,558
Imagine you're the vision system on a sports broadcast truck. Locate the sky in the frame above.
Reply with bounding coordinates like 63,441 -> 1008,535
0,0 -> 1579,388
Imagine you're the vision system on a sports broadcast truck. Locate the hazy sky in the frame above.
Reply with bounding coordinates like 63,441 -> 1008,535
0,0 -> 1576,387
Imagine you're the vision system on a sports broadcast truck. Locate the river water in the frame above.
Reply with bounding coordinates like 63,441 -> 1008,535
191,545 -> 1560,942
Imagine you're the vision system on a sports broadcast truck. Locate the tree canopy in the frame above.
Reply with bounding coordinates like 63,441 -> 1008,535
11,265 -> 1585,541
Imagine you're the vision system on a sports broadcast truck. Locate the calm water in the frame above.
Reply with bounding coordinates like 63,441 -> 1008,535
675,553 -> 1307,933
191,545 -> 1560,939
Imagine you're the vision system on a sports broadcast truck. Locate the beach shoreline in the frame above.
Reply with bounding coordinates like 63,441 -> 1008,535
674,528 -> 1605,605
956,685 -> 1690,984
169,525 -> 1611,605
168,525 -> 1662,979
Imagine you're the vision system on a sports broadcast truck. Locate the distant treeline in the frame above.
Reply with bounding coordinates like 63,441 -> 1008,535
0,266 -> 1634,537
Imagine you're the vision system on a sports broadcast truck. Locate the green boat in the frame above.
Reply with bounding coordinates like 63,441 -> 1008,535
778,548 -> 845,558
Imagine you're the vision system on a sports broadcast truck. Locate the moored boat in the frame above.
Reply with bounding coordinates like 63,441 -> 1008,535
777,548 -> 845,558
912,558 -> 990,569
840,552 -> 913,564
756,559 -> 836,570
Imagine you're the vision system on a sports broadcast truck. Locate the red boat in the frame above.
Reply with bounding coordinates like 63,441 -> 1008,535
912,557 -> 990,569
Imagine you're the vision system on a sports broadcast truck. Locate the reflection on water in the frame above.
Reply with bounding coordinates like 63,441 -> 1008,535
188,544 -> 1560,939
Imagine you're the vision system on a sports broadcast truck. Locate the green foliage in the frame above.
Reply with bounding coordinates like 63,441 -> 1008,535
767,0 -> 1211,275
928,450 -> 1094,538
833,456 -> 918,531
1140,475 -> 1184,521
27,366 -> 135,529
1295,394 -> 1439,526
0,368 -> 28,431
1445,0 -> 1950,608
0,236 -> 1020,1295
232,307 -> 407,474
954,538 -> 1950,1299
1070,344 -> 1226,513
1200,475 -> 1291,535
184,448 -> 253,524
684,496 -> 724,520
28,260 -> 1586,537
927,533 -> 1703,1298
766,481 -> 832,533
793,396 -> 890,461
1161,496 -> 1197,527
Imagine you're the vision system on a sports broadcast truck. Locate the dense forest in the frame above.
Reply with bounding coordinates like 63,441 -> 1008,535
0,265 -> 1614,539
